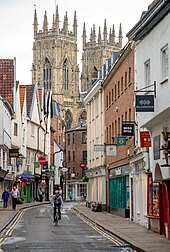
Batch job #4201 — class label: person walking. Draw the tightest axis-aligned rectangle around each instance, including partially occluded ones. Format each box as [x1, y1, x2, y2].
[38, 186, 44, 202]
[2, 189, 10, 208]
[11, 186, 19, 210]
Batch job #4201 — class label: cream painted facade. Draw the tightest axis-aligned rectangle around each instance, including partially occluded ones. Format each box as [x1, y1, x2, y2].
[84, 80, 106, 209]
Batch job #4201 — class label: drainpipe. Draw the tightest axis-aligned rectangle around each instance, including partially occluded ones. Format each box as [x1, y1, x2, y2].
[34, 123, 41, 201]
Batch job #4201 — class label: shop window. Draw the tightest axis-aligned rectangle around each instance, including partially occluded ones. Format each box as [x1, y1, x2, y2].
[147, 173, 159, 216]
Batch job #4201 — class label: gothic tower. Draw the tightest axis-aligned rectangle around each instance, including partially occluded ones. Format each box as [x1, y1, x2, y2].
[81, 20, 123, 92]
[32, 6, 84, 129]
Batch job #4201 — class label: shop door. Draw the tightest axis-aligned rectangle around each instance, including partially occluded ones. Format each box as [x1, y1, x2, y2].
[26, 184, 31, 203]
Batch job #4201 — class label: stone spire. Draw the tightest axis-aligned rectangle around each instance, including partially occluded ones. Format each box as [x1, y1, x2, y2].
[63, 12, 68, 35]
[55, 5, 60, 30]
[73, 11, 77, 39]
[43, 11, 48, 34]
[118, 23, 123, 47]
[52, 14, 56, 30]
[92, 24, 96, 45]
[82, 22, 86, 49]
[90, 27, 93, 45]
[103, 19, 107, 46]
[33, 8, 38, 38]
[98, 26, 102, 44]
[112, 24, 115, 45]
[109, 28, 112, 45]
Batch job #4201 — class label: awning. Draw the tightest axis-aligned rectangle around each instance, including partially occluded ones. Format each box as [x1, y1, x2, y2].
[0, 168, 9, 182]
[21, 173, 35, 183]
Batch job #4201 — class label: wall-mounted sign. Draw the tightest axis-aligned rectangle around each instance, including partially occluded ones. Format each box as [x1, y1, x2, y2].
[106, 145, 116, 156]
[122, 123, 134, 136]
[140, 131, 151, 147]
[117, 136, 126, 146]
[94, 145, 105, 152]
[136, 95, 154, 112]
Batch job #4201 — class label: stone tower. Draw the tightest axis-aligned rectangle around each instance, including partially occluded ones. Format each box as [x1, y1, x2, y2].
[81, 20, 123, 92]
[32, 6, 84, 129]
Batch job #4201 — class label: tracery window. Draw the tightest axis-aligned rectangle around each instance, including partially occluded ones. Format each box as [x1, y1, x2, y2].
[43, 57, 52, 90]
[63, 59, 69, 90]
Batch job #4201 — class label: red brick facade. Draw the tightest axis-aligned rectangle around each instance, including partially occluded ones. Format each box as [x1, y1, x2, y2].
[65, 125, 87, 181]
[104, 44, 135, 169]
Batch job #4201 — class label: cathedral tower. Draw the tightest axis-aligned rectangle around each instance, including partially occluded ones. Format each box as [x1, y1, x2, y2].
[81, 21, 123, 92]
[32, 6, 83, 129]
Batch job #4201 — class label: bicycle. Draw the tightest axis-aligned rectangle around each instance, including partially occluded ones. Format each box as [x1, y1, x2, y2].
[54, 205, 59, 226]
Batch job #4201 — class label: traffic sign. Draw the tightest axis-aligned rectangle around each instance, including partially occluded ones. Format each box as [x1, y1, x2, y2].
[80, 162, 86, 168]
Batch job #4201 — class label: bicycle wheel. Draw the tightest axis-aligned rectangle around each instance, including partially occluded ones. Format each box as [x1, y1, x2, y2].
[55, 211, 58, 226]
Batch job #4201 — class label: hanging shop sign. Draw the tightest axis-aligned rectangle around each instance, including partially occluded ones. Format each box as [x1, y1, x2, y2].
[42, 161, 48, 170]
[140, 131, 151, 147]
[117, 136, 126, 146]
[106, 145, 116, 156]
[50, 165, 56, 172]
[122, 123, 134, 136]
[38, 157, 46, 165]
[136, 95, 154, 112]
[9, 148, 19, 158]
[34, 162, 41, 175]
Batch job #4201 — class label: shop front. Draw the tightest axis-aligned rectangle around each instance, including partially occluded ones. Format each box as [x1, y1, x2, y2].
[146, 164, 170, 240]
[109, 165, 130, 218]
[18, 173, 35, 203]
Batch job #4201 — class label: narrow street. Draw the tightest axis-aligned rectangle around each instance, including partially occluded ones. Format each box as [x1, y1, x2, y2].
[0, 203, 136, 252]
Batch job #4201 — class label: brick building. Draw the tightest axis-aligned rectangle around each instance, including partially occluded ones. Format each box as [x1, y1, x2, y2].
[103, 42, 135, 217]
[65, 122, 87, 201]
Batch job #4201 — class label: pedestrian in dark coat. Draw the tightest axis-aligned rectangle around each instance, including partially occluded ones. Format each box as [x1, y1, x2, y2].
[2, 189, 10, 208]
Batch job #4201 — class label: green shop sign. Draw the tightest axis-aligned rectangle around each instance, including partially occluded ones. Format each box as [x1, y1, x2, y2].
[50, 165, 56, 171]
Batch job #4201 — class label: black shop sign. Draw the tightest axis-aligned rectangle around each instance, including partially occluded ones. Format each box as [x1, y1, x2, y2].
[122, 123, 134, 136]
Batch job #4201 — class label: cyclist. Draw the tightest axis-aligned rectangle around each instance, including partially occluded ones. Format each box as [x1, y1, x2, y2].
[53, 190, 63, 222]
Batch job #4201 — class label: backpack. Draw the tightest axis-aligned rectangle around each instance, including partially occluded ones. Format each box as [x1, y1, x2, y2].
[54, 195, 61, 206]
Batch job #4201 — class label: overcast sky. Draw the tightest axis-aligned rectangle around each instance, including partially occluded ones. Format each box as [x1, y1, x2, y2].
[0, 0, 152, 84]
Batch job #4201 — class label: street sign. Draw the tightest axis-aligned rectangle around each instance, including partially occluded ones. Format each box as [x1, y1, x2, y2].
[61, 167, 68, 172]
[80, 162, 86, 168]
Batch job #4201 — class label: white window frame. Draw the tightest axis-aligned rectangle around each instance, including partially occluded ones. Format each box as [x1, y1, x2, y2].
[161, 45, 168, 82]
[144, 59, 151, 87]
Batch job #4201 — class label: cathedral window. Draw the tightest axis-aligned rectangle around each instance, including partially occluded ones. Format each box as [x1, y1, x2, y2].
[43, 57, 52, 91]
[63, 59, 69, 90]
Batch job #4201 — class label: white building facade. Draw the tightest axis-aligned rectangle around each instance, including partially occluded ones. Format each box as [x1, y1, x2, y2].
[127, 0, 170, 239]
[84, 80, 106, 209]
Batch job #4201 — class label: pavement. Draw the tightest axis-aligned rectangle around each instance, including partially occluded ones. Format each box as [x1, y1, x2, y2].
[73, 205, 170, 252]
[0, 202, 170, 252]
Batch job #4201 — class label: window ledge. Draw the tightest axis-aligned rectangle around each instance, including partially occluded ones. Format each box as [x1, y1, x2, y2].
[160, 77, 168, 84]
